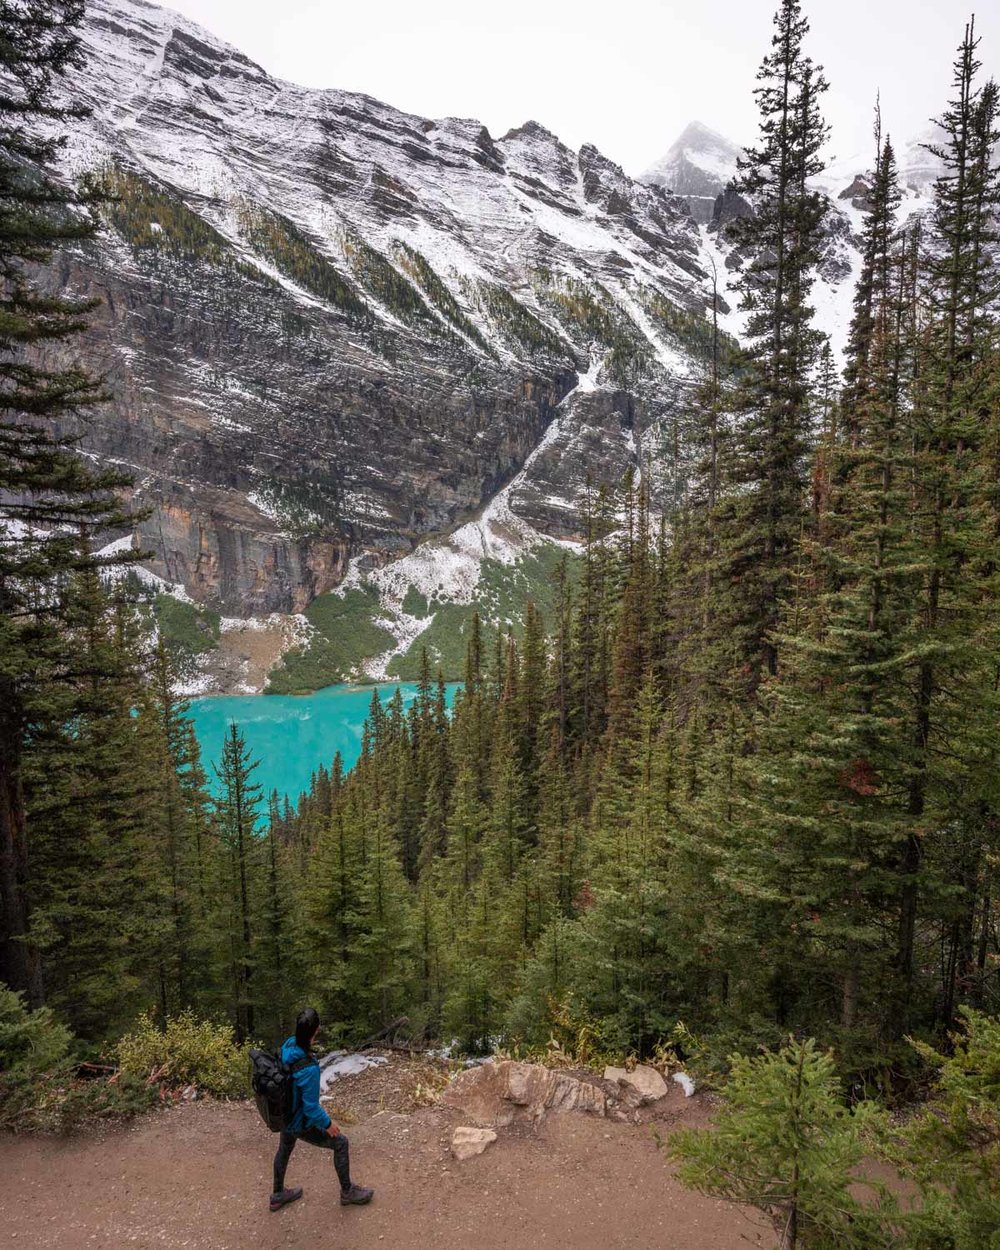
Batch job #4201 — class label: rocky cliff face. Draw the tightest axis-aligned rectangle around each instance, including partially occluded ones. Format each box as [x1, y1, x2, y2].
[47, 0, 725, 620]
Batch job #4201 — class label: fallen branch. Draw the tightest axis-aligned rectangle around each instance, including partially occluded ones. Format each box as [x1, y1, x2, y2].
[356, 1016, 411, 1051]
[365, 1038, 420, 1054]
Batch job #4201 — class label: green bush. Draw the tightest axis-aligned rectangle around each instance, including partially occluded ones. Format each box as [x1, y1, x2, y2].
[666, 1015, 788, 1089]
[668, 1036, 894, 1249]
[266, 586, 394, 693]
[115, 1011, 252, 1099]
[0, 984, 73, 1082]
[45, 1073, 156, 1127]
[401, 584, 429, 619]
[0, 984, 155, 1132]
[892, 1009, 1000, 1249]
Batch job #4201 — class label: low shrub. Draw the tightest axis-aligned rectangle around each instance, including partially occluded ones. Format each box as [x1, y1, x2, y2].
[0, 984, 155, 1132]
[115, 1011, 252, 1099]
[667, 1036, 894, 1249]
[267, 586, 394, 692]
[154, 593, 220, 657]
[891, 1009, 1000, 1249]
[0, 983, 73, 1081]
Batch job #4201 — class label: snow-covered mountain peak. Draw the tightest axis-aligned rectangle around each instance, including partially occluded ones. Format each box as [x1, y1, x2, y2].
[898, 125, 949, 191]
[659, 121, 743, 175]
[642, 121, 743, 223]
[500, 120, 577, 188]
[503, 119, 566, 146]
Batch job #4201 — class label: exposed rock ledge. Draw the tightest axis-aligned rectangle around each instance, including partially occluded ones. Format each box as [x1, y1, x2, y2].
[440, 1060, 608, 1127]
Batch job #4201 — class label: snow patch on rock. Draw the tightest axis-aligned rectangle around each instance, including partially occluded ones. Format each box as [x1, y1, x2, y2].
[318, 1051, 390, 1093]
[96, 534, 194, 602]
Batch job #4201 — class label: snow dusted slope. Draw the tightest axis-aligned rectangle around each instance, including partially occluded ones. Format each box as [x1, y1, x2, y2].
[644, 120, 873, 359]
[646, 119, 950, 363]
[42, 2, 943, 689]
[42, 0, 727, 645]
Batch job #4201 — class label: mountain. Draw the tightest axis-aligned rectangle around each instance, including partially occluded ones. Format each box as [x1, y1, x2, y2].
[37, 0, 896, 692]
[645, 120, 947, 358]
[642, 121, 743, 223]
[37, 0, 744, 688]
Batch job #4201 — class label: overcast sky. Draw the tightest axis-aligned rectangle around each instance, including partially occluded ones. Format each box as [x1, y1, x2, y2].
[162, 0, 998, 176]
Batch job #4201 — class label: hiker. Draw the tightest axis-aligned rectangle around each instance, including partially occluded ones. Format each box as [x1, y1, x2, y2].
[270, 1007, 375, 1213]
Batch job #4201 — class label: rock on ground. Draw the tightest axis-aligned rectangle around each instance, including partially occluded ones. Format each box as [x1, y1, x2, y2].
[451, 1126, 498, 1160]
[441, 1060, 607, 1127]
[603, 1064, 669, 1104]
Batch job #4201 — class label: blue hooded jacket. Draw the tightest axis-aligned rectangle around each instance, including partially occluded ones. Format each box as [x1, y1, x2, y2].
[281, 1036, 330, 1134]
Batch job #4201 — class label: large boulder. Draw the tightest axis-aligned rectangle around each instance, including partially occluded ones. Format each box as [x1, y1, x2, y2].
[441, 1060, 607, 1127]
[451, 1126, 498, 1160]
[603, 1063, 669, 1104]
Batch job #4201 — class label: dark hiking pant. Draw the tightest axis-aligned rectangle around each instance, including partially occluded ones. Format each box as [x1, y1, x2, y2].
[273, 1127, 352, 1195]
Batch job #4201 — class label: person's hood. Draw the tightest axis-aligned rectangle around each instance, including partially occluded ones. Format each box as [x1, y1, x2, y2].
[281, 1035, 306, 1062]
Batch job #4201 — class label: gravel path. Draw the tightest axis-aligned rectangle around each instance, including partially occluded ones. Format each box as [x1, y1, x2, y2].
[0, 1065, 775, 1249]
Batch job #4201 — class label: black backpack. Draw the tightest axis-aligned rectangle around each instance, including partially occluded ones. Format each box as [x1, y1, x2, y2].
[249, 1048, 317, 1132]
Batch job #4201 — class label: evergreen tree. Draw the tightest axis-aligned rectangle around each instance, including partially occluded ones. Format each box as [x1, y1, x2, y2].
[145, 638, 222, 1019]
[254, 794, 299, 1043]
[896, 18, 1000, 1023]
[568, 481, 614, 760]
[214, 723, 264, 1041]
[304, 791, 364, 1037]
[535, 730, 581, 921]
[668, 1037, 892, 1249]
[579, 675, 679, 1051]
[418, 673, 452, 873]
[715, 129, 924, 1048]
[351, 804, 413, 1036]
[26, 573, 163, 1041]
[0, 0, 138, 1002]
[718, 0, 830, 685]
[892, 1010, 1000, 1249]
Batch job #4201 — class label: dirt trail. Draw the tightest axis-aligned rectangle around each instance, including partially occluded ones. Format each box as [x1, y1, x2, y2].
[0, 1060, 776, 1250]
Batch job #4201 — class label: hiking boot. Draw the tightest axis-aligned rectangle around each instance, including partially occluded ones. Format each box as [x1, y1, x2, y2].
[340, 1183, 374, 1206]
[269, 1187, 303, 1212]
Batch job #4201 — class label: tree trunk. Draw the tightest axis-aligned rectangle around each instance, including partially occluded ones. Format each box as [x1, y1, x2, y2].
[0, 740, 43, 1006]
[841, 964, 859, 1031]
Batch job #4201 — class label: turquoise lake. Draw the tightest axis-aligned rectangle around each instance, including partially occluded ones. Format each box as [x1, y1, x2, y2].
[189, 682, 459, 809]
